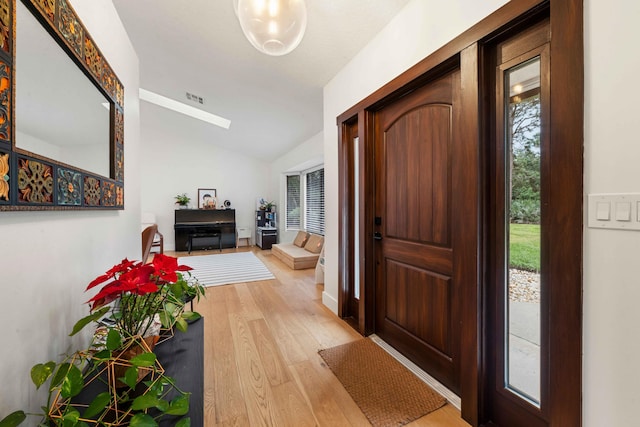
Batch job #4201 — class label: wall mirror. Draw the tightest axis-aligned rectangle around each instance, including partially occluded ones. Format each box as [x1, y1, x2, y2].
[0, 0, 125, 211]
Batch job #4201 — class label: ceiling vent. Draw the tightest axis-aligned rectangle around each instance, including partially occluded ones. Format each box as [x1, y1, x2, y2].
[186, 92, 205, 105]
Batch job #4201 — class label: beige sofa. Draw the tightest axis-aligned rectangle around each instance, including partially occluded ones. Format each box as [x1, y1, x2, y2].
[272, 232, 324, 270]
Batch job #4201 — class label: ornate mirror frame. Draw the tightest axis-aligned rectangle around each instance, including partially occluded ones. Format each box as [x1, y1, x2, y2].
[0, 0, 124, 211]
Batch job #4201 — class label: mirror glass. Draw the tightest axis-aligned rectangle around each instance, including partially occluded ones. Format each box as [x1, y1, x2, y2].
[14, 0, 110, 177]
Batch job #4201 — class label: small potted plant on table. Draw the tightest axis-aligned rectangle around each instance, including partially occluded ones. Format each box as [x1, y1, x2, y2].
[174, 193, 191, 209]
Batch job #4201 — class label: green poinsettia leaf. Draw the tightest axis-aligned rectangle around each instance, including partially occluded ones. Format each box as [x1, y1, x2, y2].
[165, 394, 190, 416]
[130, 352, 156, 367]
[129, 413, 158, 427]
[50, 363, 71, 390]
[31, 361, 55, 389]
[0, 410, 27, 427]
[106, 329, 122, 351]
[131, 394, 163, 411]
[69, 307, 110, 336]
[181, 311, 201, 322]
[175, 317, 188, 333]
[169, 283, 185, 299]
[159, 311, 173, 328]
[61, 365, 84, 399]
[165, 302, 179, 316]
[175, 418, 190, 427]
[77, 422, 90, 427]
[83, 392, 111, 419]
[165, 303, 184, 317]
[122, 367, 139, 390]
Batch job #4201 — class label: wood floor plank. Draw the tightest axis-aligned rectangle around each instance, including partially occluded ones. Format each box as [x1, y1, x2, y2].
[271, 380, 318, 427]
[216, 414, 250, 427]
[172, 247, 470, 427]
[232, 282, 264, 321]
[408, 404, 471, 426]
[248, 318, 292, 387]
[202, 286, 248, 425]
[289, 360, 366, 426]
[246, 281, 310, 365]
[228, 311, 280, 426]
[247, 279, 309, 337]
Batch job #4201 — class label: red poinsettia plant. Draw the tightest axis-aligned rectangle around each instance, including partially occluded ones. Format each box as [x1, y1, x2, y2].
[83, 254, 204, 339]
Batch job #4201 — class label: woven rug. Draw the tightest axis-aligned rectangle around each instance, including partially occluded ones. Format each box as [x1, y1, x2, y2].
[319, 339, 446, 427]
[178, 252, 274, 287]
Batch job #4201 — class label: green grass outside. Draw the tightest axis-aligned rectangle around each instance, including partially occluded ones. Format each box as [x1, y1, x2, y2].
[509, 223, 540, 272]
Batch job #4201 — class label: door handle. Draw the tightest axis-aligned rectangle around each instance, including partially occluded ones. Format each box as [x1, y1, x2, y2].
[374, 232, 383, 240]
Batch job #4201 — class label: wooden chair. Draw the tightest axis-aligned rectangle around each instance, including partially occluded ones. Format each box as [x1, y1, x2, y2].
[142, 224, 158, 264]
[151, 230, 164, 254]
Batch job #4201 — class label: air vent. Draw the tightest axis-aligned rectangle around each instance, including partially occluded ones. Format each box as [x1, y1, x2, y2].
[186, 92, 205, 105]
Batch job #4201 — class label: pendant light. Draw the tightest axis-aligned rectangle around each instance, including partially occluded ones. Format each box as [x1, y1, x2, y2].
[236, 0, 307, 56]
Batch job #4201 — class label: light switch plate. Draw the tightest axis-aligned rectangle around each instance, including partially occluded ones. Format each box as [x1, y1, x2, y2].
[595, 202, 610, 221]
[588, 193, 640, 230]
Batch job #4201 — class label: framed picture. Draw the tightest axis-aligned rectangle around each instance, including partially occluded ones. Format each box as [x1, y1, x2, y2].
[198, 188, 217, 209]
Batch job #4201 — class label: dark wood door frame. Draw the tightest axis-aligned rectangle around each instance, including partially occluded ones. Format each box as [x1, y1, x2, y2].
[337, 1, 582, 425]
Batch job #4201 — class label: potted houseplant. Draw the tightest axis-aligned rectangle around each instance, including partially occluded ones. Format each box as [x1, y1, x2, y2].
[0, 254, 205, 427]
[259, 198, 276, 212]
[174, 193, 190, 209]
[83, 254, 204, 338]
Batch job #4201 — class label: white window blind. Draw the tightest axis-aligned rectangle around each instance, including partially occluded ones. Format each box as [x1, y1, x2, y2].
[305, 168, 325, 235]
[286, 174, 301, 229]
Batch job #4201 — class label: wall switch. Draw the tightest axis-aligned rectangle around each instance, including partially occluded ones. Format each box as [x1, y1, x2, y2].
[615, 202, 631, 221]
[588, 193, 640, 230]
[596, 202, 610, 220]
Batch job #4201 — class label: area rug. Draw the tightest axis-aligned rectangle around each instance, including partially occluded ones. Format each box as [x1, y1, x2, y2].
[318, 338, 446, 427]
[178, 252, 274, 287]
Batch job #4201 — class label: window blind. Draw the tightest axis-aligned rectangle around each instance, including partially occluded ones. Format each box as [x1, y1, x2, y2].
[285, 174, 301, 229]
[305, 168, 324, 235]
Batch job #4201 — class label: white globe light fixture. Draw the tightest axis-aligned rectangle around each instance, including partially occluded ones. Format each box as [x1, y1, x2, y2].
[236, 0, 307, 56]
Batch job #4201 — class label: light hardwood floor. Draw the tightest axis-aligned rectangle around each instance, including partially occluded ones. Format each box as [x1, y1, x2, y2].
[170, 247, 470, 427]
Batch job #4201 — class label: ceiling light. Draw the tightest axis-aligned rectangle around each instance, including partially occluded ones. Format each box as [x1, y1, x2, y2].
[139, 88, 231, 130]
[236, 0, 307, 56]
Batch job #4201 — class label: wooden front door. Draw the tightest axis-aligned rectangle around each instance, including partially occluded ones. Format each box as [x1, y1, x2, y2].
[374, 69, 466, 394]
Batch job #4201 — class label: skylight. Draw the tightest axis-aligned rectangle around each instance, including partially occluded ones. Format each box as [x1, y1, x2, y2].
[139, 88, 231, 130]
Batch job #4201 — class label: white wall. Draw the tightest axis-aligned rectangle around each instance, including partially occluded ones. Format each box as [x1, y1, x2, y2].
[583, 0, 640, 425]
[139, 102, 271, 249]
[269, 131, 324, 243]
[0, 0, 141, 418]
[322, 0, 509, 311]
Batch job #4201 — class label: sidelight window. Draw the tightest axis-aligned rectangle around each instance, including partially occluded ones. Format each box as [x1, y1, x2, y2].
[504, 57, 542, 406]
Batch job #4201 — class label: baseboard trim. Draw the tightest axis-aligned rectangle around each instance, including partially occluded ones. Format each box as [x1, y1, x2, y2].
[321, 291, 338, 314]
[369, 334, 461, 410]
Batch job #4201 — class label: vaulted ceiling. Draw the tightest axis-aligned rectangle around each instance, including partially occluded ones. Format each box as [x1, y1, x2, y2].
[112, 0, 410, 161]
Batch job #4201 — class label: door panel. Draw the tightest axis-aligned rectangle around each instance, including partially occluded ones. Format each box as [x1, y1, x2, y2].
[385, 105, 451, 245]
[375, 70, 462, 394]
[385, 261, 451, 354]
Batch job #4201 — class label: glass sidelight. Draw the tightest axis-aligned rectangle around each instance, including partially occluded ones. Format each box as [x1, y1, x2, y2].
[486, 9, 580, 427]
[353, 136, 360, 300]
[504, 57, 541, 405]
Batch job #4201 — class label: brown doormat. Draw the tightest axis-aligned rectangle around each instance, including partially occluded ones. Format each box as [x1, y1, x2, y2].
[319, 338, 446, 427]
